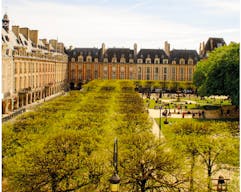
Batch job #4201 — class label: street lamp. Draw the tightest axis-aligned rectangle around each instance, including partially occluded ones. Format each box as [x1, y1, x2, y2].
[217, 175, 226, 192]
[109, 138, 120, 192]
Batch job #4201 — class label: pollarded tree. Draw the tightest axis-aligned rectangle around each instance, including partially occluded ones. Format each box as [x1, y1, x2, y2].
[168, 120, 239, 192]
[119, 132, 186, 192]
[4, 129, 108, 192]
[193, 43, 239, 105]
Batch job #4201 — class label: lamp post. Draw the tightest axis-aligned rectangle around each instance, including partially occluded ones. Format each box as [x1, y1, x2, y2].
[109, 138, 120, 192]
[212, 175, 229, 192]
[217, 175, 228, 192]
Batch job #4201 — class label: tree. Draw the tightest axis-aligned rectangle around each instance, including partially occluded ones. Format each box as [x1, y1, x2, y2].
[168, 120, 239, 192]
[119, 132, 186, 192]
[193, 43, 239, 105]
[4, 130, 107, 192]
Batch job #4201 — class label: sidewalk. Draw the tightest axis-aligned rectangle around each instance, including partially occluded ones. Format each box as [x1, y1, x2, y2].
[2, 92, 65, 122]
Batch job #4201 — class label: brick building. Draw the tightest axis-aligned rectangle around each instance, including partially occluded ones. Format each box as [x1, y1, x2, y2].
[1, 14, 68, 114]
[67, 41, 200, 88]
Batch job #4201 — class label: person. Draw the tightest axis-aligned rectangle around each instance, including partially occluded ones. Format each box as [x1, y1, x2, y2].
[202, 111, 205, 118]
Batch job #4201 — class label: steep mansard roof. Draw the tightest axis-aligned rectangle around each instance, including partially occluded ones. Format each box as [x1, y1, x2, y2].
[105, 48, 134, 62]
[137, 49, 168, 63]
[205, 37, 226, 52]
[169, 49, 199, 64]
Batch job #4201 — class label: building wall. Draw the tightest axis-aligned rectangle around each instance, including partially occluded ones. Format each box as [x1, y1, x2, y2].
[68, 61, 196, 84]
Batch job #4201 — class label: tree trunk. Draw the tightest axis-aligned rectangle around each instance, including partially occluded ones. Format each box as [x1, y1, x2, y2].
[207, 150, 212, 192]
[51, 173, 58, 192]
[189, 154, 195, 192]
[140, 180, 146, 192]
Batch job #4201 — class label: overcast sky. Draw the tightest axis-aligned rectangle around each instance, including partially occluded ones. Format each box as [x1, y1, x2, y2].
[2, 0, 240, 50]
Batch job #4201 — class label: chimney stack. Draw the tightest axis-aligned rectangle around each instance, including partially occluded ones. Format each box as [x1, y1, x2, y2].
[101, 43, 106, 56]
[20, 27, 30, 40]
[12, 25, 20, 37]
[164, 41, 170, 56]
[134, 43, 137, 57]
[29, 30, 38, 46]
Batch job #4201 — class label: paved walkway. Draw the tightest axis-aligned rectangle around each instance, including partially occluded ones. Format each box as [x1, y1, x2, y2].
[148, 108, 193, 139]
[2, 92, 65, 122]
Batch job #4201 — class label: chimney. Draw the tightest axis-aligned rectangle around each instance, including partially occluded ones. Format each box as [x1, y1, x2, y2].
[49, 39, 58, 50]
[210, 39, 214, 50]
[20, 27, 30, 40]
[134, 43, 137, 57]
[41, 38, 48, 45]
[57, 42, 64, 53]
[29, 30, 38, 46]
[2, 14, 10, 32]
[164, 41, 170, 56]
[101, 43, 106, 56]
[12, 25, 20, 37]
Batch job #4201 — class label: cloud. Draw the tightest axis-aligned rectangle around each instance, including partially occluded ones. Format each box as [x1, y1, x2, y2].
[5, 0, 240, 50]
[194, 0, 240, 13]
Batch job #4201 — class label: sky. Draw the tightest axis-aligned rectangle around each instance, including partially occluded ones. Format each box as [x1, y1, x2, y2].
[2, 0, 240, 51]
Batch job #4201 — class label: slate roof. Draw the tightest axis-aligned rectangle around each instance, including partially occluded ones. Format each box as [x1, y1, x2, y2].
[137, 49, 168, 63]
[205, 37, 226, 52]
[169, 49, 200, 64]
[67, 48, 101, 61]
[105, 48, 134, 62]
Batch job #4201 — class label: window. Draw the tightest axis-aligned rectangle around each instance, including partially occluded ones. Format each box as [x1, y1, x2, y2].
[112, 57, 117, 63]
[180, 58, 185, 64]
[180, 68, 184, 81]
[188, 59, 193, 65]
[129, 59, 134, 63]
[120, 58, 126, 63]
[104, 58, 108, 63]
[172, 60, 176, 64]
[138, 67, 142, 80]
[164, 67, 167, 74]
[78, 56, 83, 62]
[146, 58, 151, 64]
[137, 59, 143, 64]
[154, 59, 159, 64]
[217, 43, 222, 47]
[94, 58, 98, 63]
[154, 67, 159, 80]
[163, 59, 168, 64]
[5, 35, 9, 42]
[188, 68, 193, 81]
[146, 67, 151, 80]
[172, 67, 176, 81]
[86, 56, 92, 62]
[71, 58, 75, 62]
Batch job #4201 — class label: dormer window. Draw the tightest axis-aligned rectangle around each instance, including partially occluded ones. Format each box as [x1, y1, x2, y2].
[137, 58, 143, 64]
[180, 58, 185, 64]
[104, 58, 108, 63]
[120, 54, 126, 63]
[78, 56, 83, 62]
[86, 56, 92, 62]
[71, 58, 75, 62]
[188, 59, 193, 65]
[94, 58, 98, 62]
[146, 58, 151, 64]
[129, 59, 134, 63]
[163, 59, 168, 64]
[154, 58, 160, 64]
[5, 35, 9, 42]
[172, 60, 176, 64]
[112, 57, 117, 63]
[120, 58, 126, 63]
